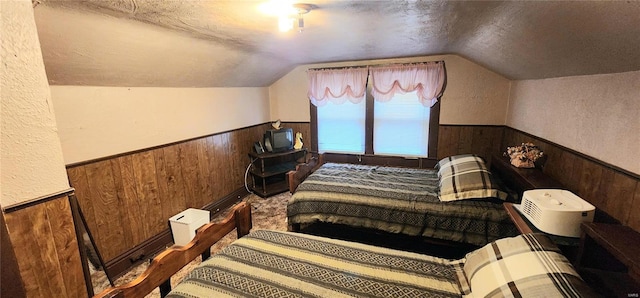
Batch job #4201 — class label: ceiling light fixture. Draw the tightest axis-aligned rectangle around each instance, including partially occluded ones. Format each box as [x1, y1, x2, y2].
[259, 1, 314, 33]
[292, 3, 312, 33]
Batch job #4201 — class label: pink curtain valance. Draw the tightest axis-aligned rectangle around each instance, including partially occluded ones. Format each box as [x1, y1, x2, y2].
[307, 67, 368, 106]
[370, 62, 446, 107]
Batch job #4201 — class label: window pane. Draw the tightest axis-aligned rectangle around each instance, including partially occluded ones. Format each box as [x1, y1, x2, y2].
[317, 99, 366, 154]
[373, 91, 429, 157]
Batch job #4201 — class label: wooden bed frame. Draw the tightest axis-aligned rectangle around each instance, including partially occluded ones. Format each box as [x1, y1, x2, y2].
[286, 154, 323, 232]
[93, 202, 252, 298]
[287, 154, 323, 194]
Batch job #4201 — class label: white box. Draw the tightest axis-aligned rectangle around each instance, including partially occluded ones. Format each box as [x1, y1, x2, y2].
[519, 189, 595, 238]
[169, 208, 210, 246]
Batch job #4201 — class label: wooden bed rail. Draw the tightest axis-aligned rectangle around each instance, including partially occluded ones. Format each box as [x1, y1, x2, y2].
[93, 202, 252, 298]
[287, 154, 323, 194]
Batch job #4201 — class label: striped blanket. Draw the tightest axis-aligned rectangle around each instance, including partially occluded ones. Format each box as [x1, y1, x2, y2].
[167, 231, 595, 298]
[287, 163, 518, 246]
[167, 230, 466, 298]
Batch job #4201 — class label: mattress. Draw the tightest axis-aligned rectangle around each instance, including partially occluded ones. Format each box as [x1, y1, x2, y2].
[167, 230, 465, 298]
[167, 230, 595, 297]
[287, 163, 518, 246]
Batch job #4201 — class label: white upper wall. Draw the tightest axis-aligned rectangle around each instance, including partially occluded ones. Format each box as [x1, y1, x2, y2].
[1, 0, 70, 207]
[50, 55, 509, 166]
[51, 86, 270, 164]
[507, 71, 640, 175]
[269, 54, 511, 125]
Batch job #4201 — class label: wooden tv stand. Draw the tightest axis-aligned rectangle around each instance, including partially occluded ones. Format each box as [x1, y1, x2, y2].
[248, 149, 306, 197]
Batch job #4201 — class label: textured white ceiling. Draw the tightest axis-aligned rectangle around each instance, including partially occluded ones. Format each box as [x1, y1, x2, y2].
[33, 0, 640, 87]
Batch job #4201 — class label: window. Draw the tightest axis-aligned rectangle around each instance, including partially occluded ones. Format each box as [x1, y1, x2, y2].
[317, 96, 366, 154]
[314, 86, 438, 158]
[373, 90, 430, 157]
[309, 62, 444, 159]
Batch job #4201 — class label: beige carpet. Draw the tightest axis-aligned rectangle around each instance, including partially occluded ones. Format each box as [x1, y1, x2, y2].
[91, 192, 290, 297]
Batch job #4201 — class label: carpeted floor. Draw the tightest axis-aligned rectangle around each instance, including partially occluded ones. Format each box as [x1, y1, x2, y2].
[91, 192, 290, 297]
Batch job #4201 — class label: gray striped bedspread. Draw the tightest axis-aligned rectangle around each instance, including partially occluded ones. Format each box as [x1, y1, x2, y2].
[287, 163, 518, 246]
[167, 230, 466, 298]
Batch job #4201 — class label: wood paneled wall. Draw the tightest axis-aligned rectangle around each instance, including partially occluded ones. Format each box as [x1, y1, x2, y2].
[502, 127, 640, 232]
[62, 121, 638, 282]
[284, 122, 312, 152]
[2, 210, 27, 298]
[66, 124, 271, 264]
[3, 196, 87, 298]
[438, 125, 639, 232]
[437, 125, 505, 162]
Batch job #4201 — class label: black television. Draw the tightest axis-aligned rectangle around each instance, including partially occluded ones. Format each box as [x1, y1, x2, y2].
[264, 128, 294, 153]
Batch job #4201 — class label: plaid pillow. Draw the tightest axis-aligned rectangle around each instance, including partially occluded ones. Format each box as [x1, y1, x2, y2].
[437, 155, 507, 202]
[439, 171, 507, 202]
[435, 154, 486, 172]
[461, 233, 596, 297]
[438, 160, 488, 179]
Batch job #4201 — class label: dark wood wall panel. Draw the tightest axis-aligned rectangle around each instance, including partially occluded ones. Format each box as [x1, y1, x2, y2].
[134, 151, 164, 239]
[502, 127, 640, 232]
[196, 139, 215, 207]
[436, 125, 459, 159]
[3, 196, 87, 298]
[628, 186, 640, 229]
[208, 135, 226, 199]
[85, 160, 127, 259]
[63, 120, 638, 279]
[1, 208, 27, 298]
[284, 122, 313, 152]
[111, 155, 140, 247]
[157, 145, 188, 218]
[436, 125, 504, 162]
[45, 198, 87, 298]
[227, 132, 244, 188]
[179, 141, 204, 210]
[66, 124, 272, 263]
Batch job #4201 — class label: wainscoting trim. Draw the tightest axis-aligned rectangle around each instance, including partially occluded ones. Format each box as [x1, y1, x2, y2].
[2, 187, 75, 213]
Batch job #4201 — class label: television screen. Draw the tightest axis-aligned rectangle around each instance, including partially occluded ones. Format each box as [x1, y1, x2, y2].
[264, 128, 293, 153]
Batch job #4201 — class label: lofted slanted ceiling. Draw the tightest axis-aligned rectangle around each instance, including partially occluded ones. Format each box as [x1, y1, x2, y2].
[34, 0, 640, 87]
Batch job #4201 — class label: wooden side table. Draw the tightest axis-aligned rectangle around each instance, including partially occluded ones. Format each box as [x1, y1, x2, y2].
[490, 154, 563, 200]
[575, 222, 640, 297]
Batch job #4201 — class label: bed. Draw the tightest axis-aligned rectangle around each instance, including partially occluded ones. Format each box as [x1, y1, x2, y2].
[286, 154, 519, 247]
[94, 202, 596, 298]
